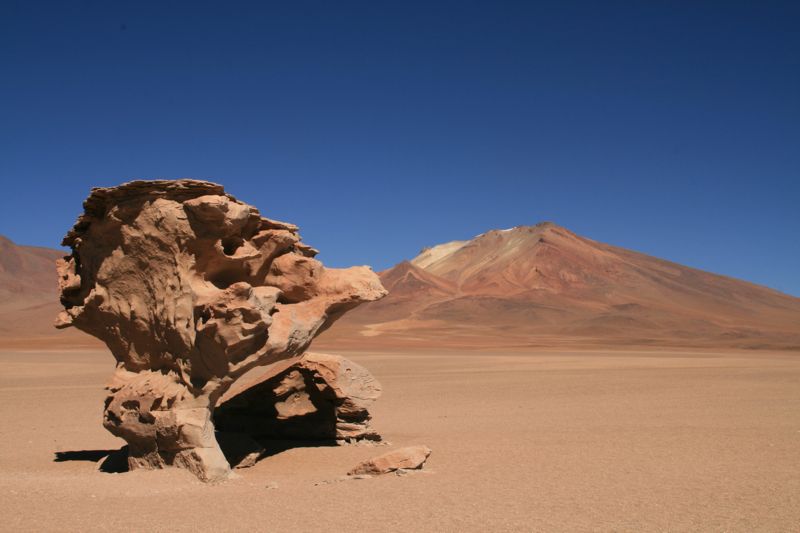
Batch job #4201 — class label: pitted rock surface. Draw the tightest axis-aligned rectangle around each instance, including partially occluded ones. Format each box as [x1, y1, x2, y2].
[56, 179, 386, 481]
[215, 352, 382, 444]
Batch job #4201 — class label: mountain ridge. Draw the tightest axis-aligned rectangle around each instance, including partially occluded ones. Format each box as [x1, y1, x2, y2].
[0, 235, 100, 347]
[1, 228, 798, 350]
[320, 223, 800, 350]
[0, 235, 63, 297]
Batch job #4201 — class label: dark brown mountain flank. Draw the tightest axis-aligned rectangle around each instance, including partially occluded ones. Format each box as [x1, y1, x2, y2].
[319, 223, 800, 350]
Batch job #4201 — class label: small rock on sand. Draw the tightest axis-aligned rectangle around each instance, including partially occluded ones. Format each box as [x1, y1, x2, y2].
[348, 445, 432, 476]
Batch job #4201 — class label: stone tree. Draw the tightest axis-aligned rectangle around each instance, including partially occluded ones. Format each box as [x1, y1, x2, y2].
[56, 180, 386, 481]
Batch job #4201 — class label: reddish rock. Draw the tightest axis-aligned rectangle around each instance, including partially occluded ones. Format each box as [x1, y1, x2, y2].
[56, 179, 386, 481]
[216, 352, 382, 443]
[348, 445, 432, 476]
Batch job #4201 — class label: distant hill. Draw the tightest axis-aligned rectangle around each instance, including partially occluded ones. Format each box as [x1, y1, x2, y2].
[2, 227, 799, 351]
[319, 223, 800, 350]
[0, 235, 95, 347]
[0, 235, 62, 297]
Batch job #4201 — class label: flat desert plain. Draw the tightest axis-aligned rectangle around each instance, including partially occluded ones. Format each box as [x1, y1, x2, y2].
[1, 347, 798, 532]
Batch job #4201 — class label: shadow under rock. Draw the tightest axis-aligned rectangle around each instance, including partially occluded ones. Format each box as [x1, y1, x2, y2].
[53, 435, 341, 475]
[217, 431, 339, 468]
[258, 438, 339, 458]
[54, 446, 129, 473]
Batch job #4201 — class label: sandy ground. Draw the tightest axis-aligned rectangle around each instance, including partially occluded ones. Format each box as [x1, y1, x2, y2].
[1, 347, 798, 532]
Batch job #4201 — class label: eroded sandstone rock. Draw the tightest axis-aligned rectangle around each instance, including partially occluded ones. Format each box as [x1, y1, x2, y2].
[215, 352, 382, 444]
[56, 179, 386, 481]
[347, 445, 432, 476]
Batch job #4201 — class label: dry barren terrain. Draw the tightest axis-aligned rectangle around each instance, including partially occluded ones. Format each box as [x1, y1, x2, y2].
[1, 347, 798, 532]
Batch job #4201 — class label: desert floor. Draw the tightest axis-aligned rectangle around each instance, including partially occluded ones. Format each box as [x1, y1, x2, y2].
[1, 347, 798, 532]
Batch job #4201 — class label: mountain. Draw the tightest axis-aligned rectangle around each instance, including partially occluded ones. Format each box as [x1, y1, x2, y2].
[319, 223, 800, 350]
[0, 235, 62, 297]
[3, 226, 799, 351]
[0, 235, 95, 347]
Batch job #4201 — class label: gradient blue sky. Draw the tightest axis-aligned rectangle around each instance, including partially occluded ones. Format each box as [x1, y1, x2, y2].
[1, 1, 798, 295]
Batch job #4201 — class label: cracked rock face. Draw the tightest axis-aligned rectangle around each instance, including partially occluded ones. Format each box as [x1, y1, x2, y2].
[215, 352, 382, 444]
[56, 179, 386, 481]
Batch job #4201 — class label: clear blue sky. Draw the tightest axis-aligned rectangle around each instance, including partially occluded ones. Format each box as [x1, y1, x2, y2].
[1, 1, 798, 295]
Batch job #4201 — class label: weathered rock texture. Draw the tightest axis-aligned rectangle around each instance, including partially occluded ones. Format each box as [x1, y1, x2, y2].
[216, 352, 381, 443]
[56, 179, 386, 481]
[348, 445, 432, 476]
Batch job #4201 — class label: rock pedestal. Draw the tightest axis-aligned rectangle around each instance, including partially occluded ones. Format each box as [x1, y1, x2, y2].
[56, 180, 386, 481]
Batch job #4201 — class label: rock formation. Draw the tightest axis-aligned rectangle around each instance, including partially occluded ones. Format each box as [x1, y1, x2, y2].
[215, 352, 382, 444]
[348, 445, 432, 476]
[55, 179, 386, 481]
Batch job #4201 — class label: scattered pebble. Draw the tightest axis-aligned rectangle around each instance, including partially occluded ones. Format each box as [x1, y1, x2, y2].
[314, 474, 373, 486]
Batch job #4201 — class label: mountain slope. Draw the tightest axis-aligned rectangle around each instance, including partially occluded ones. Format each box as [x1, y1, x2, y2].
[0, 235, 97, 346]
[3, 227, 799, 351]
[320, 223, 800, 350]
[0, 236, 62, 298]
